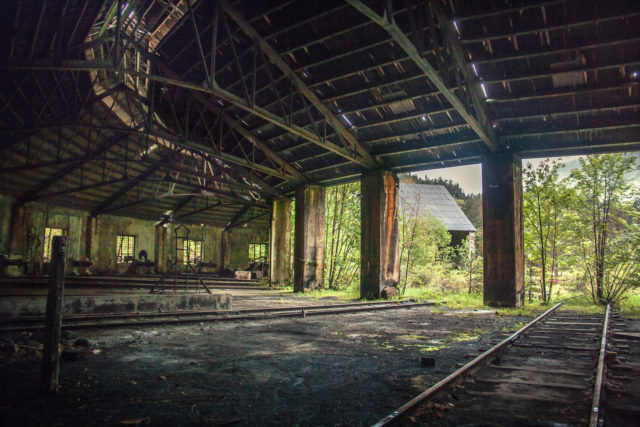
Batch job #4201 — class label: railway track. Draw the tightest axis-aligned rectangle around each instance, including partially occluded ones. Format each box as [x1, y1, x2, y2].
[0, 300, 434, 332]
[375, 302, 612, 426]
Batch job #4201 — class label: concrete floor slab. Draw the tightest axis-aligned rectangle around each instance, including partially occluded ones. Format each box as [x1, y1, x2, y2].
[0, 302, 529, 426]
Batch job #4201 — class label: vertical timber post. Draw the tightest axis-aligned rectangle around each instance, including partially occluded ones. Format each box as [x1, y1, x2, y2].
[40, 235, 67, 394]
[482, 152, 524, 307]
[360, 170, 400, 299]
[293, 185, 325, 292]
[220, 230, 229, 272]
[270, 196, 292, 286]
[85, 216, 93, 260]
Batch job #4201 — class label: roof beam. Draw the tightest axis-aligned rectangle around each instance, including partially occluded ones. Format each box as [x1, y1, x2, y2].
[224, 204, 250, 231]
[225, 211, 269, 231]
[117, 32, 370, 170]
[16, 130, 139, 205]
[430, 1, 492, 130]
[221, 0, 379, 169]
[346, 0, 498, 152]
[91, 160, 162, 216]
[0, 59, 371, 166]
[174, 200, 223, 222]
[157, 195, 195, 227]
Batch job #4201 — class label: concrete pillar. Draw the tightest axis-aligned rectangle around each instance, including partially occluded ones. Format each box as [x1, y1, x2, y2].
[154, 225, 168, 273]
[220, 230, 230, 272]
[482, 152, 524, 307]
[85, 216, 93, 260]
[360, 170, 400, 299]
[294, 185, 325, 292]
[270, 197, 292, 286]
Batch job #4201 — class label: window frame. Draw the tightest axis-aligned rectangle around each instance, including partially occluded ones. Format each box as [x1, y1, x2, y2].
[183, 239, 203, 264]
[116, 235, 136, 263]
[248, 242, 268, 265]
[43, 227, 66, 262]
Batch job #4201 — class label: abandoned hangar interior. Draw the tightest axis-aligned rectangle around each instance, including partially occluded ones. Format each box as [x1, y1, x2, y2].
[1, 0, 638, 307]
[0, 0, 639, 425]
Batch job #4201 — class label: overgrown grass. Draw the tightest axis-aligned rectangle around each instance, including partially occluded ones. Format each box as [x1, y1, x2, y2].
[274, 283, 639, 318]
[291, 286, 360, 301]
[401, 287, 483, 309]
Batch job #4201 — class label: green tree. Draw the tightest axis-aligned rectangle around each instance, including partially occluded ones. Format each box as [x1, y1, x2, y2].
[324, 182, 361, 290]
[523, 159, 570, 304]
[569, 154, 639, 304]
[457, 236, 482, 293]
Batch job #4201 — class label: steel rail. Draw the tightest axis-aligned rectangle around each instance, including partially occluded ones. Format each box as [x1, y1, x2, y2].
[0, 300, 418, 325]
[0, 301, 435, 332]
[589, 304, 611, 427]
[372, 302, 563, 427]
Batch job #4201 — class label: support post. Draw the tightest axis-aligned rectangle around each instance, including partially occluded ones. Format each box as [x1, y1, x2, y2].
[220, 230, 229, 272]
[360, 170, 400, 299]
[84, 216, 93, 260]
[40, 236, 66, 394]
[293, 185, 325, 292]
[270, 197, 292, 286]
[482, 152, 524, 307]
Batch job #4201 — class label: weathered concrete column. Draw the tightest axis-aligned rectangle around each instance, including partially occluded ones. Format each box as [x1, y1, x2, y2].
[85, 216, 93, 260]
[220, 230, 230, 272]
[294, 185, 325, 292]
[482, 152, 525, 307]
[361, 170, 400, 299]
[270, 197, 292, 286]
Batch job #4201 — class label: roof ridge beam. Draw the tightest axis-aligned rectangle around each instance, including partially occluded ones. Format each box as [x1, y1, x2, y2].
[346, 0, 498, 152]
[221, 0, 379, 169]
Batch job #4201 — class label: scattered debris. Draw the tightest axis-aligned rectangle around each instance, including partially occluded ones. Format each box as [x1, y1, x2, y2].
[381, 286, 397, 299]
[119, 417, 150, 426]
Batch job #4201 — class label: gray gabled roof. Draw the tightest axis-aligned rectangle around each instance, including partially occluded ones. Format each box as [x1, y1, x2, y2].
[399, 183, 476, 233]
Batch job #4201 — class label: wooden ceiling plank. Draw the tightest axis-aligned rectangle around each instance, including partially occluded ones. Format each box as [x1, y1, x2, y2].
[221, 0, 379, 169]
[346, 0, 498, 152]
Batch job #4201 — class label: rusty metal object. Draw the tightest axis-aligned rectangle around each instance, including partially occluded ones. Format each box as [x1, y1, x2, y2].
[372, 302, 563, 426]
[589, 304, 611, 427]
[0, 301, 435, 332]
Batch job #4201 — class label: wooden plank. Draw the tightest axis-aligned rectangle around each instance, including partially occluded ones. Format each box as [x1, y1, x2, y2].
[40, 236, 67, 394]
[346, 0, 498, 152]
[222, 1, 379, 168]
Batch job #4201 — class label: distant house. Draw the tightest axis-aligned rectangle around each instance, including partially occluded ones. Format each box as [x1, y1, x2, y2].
[399, 183, 476, 248]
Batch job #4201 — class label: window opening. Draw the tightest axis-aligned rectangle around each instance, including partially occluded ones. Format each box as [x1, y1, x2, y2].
[43, 228, 66, 262]
[183, 240, 202, 264]
[249, 243, 268, 265]
[116, 235, 136, 263]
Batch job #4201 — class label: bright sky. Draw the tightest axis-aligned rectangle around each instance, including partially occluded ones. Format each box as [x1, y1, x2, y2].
[413, 155, 586, 195]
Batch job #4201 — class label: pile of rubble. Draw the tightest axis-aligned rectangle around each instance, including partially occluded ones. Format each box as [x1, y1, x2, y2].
[0, 330, 100, 366]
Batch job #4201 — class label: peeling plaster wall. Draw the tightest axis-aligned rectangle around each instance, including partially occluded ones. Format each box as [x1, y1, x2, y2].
[0, 195, 87, 274]
[92, 215, 159, 274]
[0, 195, 13, 255]
[0, 195, 269, 275]
[227, 227, 268, 270]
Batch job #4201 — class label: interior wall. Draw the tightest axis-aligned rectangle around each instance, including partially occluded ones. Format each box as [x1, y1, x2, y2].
[0, 195, 269, 275]
[91, 214, 159, 274]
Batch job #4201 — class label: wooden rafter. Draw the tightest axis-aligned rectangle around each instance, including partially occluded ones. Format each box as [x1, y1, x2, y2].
[346, 0, 498, 152]
[221, 0, 379, 169]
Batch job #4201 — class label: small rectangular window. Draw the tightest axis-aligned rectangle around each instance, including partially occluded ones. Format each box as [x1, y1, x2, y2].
[116, 235, 136, 263]
[248, 243, 268, 265]
[183, 240, 202, 264]
[43, 228, 66, 262]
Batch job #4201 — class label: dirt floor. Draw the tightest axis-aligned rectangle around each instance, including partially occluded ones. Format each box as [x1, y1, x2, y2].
[0, 299, 531, 426]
